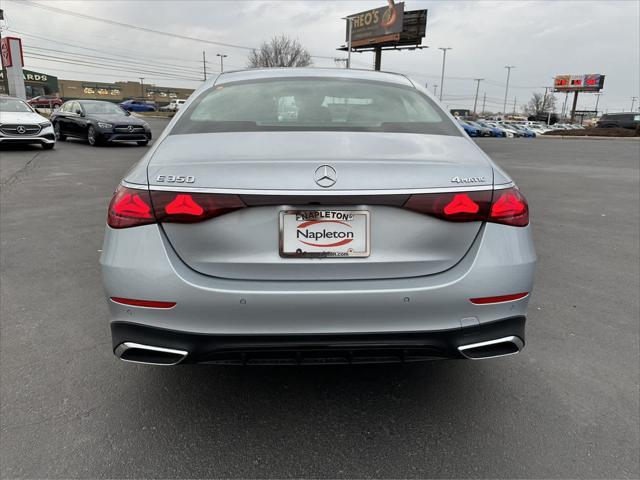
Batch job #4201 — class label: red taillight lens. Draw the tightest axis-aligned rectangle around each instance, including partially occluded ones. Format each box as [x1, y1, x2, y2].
[403, 187, 529, 227]
[107, 186, 155, 229]
[404, 190, 492, 222]
[107, 186, 246, 229]
[489, 187, 529, 227]
[151, 191, 245, 223]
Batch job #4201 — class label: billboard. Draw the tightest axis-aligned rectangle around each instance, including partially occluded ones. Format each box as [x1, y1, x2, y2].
[554, 74, 605, 92]
[347, 2, 405, 47]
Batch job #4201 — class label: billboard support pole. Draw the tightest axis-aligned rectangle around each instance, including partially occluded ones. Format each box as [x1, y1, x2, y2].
[374, 47, 382, 71]
[570, 91, 579, 123]
[346, 17, 353, 69]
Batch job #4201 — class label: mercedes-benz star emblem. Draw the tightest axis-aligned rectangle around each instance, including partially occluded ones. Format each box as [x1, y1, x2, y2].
[16, 125, 26, 134]
[314, 165, 337, 188]
[127, 125, 134, 132]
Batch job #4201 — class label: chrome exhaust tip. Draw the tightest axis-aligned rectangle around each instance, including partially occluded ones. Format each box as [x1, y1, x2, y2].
[458, 336, 524, 360]
[114, 342, 188, 365]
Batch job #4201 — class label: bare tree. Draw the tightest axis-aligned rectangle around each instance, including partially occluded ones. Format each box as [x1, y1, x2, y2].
[247, 35, 312, 68]
[524, 92, 557, 116]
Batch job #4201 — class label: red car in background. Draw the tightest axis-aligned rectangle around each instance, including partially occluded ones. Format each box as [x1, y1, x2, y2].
[28, 95, 63, 109]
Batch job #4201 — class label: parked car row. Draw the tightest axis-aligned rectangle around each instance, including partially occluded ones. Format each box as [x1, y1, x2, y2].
[0, 96, 152, 149]
[455, 117, 588, 138]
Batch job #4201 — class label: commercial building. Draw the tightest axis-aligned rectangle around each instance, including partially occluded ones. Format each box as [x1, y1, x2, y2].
[0, 68, 194, 104]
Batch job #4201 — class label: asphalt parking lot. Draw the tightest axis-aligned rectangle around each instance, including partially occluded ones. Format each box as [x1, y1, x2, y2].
[1, 119, 639, 478]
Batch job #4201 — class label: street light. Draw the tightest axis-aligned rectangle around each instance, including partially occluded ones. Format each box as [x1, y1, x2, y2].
[503, 65, 515, 115]
[438, 47, 452, 102]
[139, 77, 145, 98]
[216, 53, 228, 73]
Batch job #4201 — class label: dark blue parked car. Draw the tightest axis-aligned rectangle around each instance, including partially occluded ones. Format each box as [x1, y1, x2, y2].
[456, 118, 480, 137]
[119, 100, 156, 112]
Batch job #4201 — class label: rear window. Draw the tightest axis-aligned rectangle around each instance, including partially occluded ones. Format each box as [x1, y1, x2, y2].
[170, 77, 460, 136]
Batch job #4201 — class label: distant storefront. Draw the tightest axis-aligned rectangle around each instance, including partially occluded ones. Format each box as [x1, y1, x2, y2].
[0, 68, 193, 105]
[0, 69, 59, 98]
[58, 79, 194, 104]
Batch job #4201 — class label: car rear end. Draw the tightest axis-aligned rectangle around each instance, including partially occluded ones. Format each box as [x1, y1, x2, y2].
[100, 69, 535, 366]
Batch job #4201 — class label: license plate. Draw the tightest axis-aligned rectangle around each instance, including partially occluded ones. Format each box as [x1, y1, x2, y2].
[279, 210, 370, 258]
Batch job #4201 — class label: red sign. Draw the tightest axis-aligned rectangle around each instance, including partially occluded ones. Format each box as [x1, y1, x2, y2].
[0, 37, 12, 67]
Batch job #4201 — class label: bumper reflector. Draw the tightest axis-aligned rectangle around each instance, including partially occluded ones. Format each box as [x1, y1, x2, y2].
[469, 292, 529, 305]
[110, 297, 176, 309]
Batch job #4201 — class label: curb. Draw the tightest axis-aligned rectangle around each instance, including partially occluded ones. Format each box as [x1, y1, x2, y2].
[538, 135, 639, 141]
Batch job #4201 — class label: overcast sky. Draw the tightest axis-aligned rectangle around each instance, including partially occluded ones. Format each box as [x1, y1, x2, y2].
[3, 0, 639, 113]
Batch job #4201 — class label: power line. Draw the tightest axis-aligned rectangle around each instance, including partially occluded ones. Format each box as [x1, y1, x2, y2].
[9, 0, 341, 61]
[24, 45, 208, 77]
[23, 52, 204, 82]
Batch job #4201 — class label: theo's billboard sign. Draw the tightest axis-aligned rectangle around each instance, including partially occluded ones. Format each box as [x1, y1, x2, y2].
[346, 2, 405, 47]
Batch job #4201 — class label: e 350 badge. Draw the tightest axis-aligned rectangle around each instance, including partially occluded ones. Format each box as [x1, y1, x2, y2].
[156, 175, 195, 183]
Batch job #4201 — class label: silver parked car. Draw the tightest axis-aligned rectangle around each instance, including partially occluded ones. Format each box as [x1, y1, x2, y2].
[100, 68, 536, 365]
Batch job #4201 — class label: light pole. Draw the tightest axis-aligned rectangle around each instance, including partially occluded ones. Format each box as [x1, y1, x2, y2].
[216, 53, 228, 73]
[631, 96, 638, 112]
[594, 92, 602, 115]
[438, 47, 452, 102]
[473, 78, 484, 115]
[503, 65, 515, 115]
[139, 77, 145, 98]
[433, 84, 438, 97]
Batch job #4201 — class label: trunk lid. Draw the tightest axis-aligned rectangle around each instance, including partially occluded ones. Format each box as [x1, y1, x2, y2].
[148, 132, 493, 280]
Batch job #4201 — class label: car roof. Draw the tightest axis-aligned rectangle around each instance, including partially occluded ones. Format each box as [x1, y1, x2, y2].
[212, 67, 415, 87]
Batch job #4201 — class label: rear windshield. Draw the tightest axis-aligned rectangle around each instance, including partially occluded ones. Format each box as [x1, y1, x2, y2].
[170, 77, 460, 136]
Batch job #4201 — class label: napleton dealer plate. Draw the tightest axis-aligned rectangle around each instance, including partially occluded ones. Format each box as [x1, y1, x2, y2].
[279, 210, 370, 258]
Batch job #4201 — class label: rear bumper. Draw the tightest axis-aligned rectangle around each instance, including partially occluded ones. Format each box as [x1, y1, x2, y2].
[101, 220, 536, 337]
[111, 315, 526, 364]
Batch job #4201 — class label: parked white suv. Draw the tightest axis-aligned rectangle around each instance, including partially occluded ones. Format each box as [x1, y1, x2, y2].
[0, 96, 56, 150]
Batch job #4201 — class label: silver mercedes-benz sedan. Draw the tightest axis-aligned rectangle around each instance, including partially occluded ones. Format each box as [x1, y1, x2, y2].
[100, 68, 535, 366]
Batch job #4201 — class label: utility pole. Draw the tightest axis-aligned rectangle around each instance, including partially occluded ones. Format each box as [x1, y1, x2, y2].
[540, 86, 550, 115]
[472, 78, 484, 115]
[438, 47, 452, 102]
[216, 53, 228, 73]
[481, 92, 486, 115]
[433, 84, 438, 97]
[503, 65, 515, 115]
[202, 51, 207, 81]
[139, 77, 145, 98]
[594, 92, 602, 115]
[631, 96, 638, 112]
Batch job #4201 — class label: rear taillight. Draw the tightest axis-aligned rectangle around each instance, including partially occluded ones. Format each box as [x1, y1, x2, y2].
[404, 190, 492, 222]
[489, 187, 529, 227]
[107, 186, 245, 228]
[151, 191, 245, 223]
[403, 187, 529, 227]
[107, 185, 155, 229]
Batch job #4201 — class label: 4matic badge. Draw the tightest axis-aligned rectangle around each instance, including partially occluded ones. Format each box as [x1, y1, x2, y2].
[451, 175, 486, 184]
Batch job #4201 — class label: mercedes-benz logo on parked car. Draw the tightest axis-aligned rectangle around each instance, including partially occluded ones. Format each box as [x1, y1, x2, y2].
[16, 125, 26, 134]
[314, 165, 337, 188]
[127, 125, 134, 132]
